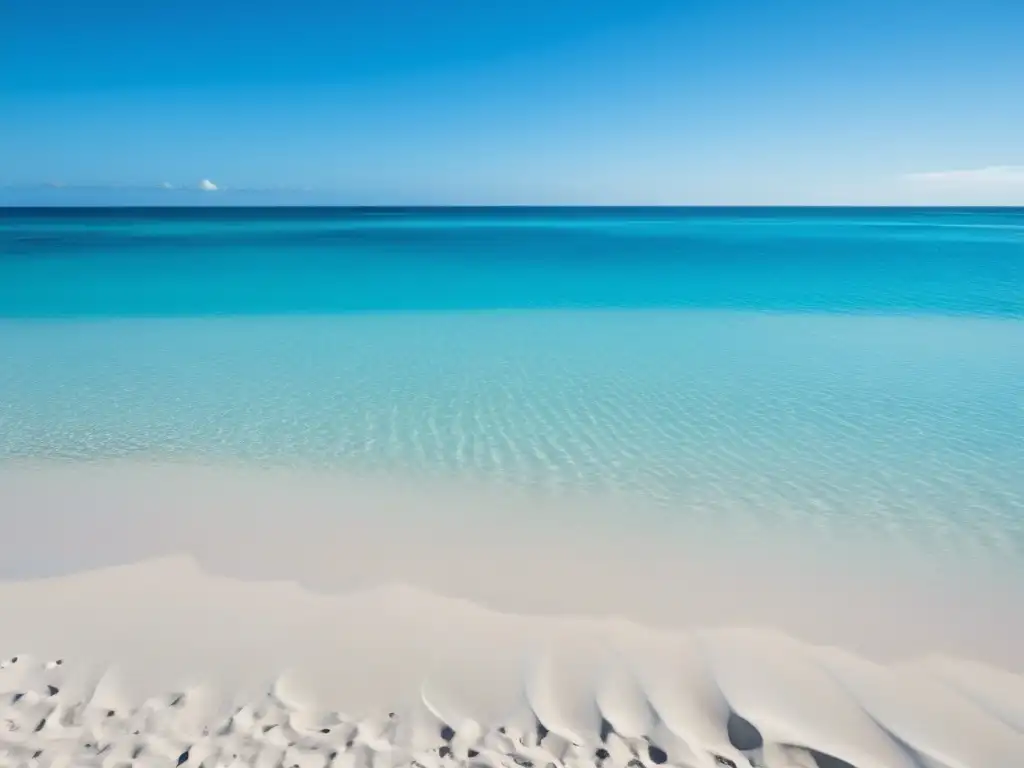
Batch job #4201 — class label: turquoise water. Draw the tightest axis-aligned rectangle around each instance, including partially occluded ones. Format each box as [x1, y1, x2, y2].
[3, 207, 1023, 317]
[1, 207, 1023, 559]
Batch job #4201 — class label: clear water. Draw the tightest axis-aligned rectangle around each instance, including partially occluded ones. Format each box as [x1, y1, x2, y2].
[1, 207, 1022, 561]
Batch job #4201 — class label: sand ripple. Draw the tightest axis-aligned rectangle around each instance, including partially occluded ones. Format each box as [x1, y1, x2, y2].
[1, 558, 1023, 768]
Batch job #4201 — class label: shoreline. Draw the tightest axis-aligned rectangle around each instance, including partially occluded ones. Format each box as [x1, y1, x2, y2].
[3, 459, 1022, 667]
[2, 459, 1023, 765]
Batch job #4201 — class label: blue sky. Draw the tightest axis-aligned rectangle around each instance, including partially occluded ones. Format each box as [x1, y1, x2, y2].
[3, 0, 1023, 205]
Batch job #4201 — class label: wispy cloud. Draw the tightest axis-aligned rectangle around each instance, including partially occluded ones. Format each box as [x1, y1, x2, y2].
[904, 165, 1024, 187]
[0, 181, 328, 195]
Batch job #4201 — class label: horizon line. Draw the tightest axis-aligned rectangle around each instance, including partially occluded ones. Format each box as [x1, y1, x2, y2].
[3, 204, 1024, 211]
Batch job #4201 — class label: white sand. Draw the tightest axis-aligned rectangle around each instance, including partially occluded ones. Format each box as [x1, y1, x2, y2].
[1, 461, 1023, 768]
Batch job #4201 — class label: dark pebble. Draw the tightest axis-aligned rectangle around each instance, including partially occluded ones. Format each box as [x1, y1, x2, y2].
[648, 745, 668, 764]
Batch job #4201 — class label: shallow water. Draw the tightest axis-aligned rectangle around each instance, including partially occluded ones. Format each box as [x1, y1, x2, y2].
[1, 208, 1022, 566]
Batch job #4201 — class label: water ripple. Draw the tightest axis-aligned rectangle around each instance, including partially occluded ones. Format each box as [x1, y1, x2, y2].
[1, 311, 1022, 561]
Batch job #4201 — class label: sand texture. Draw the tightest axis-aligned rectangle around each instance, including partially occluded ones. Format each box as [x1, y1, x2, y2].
[1, 555, 1023, 768]
[2, 463, 1023, 768]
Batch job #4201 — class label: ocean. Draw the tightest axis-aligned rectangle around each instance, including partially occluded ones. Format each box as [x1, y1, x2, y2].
[1, 206, 1023, 574]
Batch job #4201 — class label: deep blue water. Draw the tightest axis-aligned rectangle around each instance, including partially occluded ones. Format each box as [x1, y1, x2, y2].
[2, 207, 1023, 317]
[1, 207, 1022, 560]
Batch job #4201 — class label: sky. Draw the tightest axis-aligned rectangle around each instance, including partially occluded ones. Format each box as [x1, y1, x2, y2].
[2, 0, 1023, 205]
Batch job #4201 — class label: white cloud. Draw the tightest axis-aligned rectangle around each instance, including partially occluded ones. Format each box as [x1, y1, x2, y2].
[159, 182, 174, 189]
[198, 179, 218, 191]
[904, 165, 1024, 188]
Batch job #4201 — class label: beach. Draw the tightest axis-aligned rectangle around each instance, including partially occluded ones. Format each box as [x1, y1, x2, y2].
[2, 458, 1023, 768]
[1, 208, 1023, 767]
